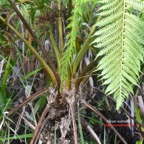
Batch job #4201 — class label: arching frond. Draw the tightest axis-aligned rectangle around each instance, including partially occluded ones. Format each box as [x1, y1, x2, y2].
[94, 0, 144, 109]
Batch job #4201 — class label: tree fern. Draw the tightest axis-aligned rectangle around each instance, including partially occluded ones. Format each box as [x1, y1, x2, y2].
[93, 0, 144, 109]
[60, 0, 88, 82]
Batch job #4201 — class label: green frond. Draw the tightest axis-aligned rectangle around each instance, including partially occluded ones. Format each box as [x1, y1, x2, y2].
[60, 0, 88, 82]
[94, 0, 144, 109]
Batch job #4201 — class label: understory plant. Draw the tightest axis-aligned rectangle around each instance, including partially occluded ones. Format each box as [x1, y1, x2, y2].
[0, 0, 144, 143]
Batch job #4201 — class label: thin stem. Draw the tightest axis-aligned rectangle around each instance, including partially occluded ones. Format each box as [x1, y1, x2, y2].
[73, 17, 101, 75]
[48, 25, 60, 70]
[57, 0, 64, 57]
[0, 16, 56, 84]
[8, 0, 61, 91]
[72, 26, 96, 75]
[75, 60, 97, 88]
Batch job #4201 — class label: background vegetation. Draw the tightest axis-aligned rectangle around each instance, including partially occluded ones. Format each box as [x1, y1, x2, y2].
[0, 0, 144, 143]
